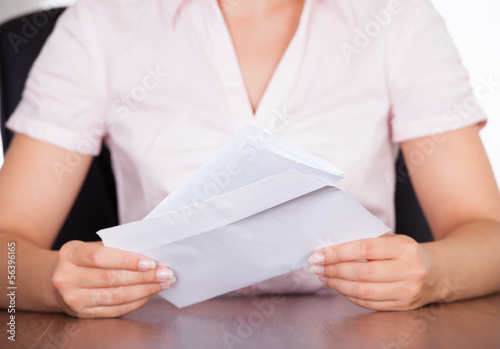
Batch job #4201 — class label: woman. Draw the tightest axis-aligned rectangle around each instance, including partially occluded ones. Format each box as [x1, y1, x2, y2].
[0, 0, 499, 318]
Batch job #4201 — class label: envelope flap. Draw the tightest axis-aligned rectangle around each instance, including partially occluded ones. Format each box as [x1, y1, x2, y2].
[98, 169, 327, 252]
[146, 125, 343, 219]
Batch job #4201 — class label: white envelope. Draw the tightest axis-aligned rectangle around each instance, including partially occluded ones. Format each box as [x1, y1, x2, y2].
[97, 125, 390, 308]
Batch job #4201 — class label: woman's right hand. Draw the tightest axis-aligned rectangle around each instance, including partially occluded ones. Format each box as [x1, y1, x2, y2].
[51, 240, 175, 318]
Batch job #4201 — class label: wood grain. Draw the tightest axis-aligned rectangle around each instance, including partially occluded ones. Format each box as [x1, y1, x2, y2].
[2, 292, 500, 349]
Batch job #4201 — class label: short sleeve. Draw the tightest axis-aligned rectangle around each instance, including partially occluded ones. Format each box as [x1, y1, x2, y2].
[6, 1, 107, 155]
[387, 0, 487, 144]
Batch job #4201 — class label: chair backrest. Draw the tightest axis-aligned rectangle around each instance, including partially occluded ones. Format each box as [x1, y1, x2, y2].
[0, 9, 433, 248]
[395, 152, 433, 242]
[0, 8, 119, 250]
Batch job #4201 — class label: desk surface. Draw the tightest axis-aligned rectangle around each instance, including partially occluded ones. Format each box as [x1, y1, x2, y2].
[2, 292, 500, 349]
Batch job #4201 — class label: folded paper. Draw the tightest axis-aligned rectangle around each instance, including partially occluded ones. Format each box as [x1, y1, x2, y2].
[97, 125, 390, 308]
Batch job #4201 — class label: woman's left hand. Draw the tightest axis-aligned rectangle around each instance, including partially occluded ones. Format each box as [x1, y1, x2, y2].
[309, 233, 437, 311]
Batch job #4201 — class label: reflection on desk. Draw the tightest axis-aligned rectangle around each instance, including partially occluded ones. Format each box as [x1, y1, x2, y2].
[2, 292, 500, 349]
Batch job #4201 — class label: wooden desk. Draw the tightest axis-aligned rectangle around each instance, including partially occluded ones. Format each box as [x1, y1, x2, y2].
[2, 293, 500, 349]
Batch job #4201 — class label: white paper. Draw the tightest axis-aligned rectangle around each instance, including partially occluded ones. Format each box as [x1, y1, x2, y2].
[97, 125, 390, 308]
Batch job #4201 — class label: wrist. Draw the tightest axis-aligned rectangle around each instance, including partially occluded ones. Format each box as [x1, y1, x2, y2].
[421, 242, 451, 304]
[41, 249, 64, 312]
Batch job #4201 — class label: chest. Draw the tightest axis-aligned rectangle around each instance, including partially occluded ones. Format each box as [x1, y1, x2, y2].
[220, 1, 304, 113]
[104, 2, 391, 193]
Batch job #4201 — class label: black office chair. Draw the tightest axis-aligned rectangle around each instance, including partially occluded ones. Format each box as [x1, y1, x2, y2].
[0, 8, 433, 249]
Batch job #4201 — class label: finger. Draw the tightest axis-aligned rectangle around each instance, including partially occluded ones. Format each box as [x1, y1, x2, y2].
[312, 260, 406, 282]
[76, 266, 175, 288]
[310, 235, 404, 265]
[344, 296, 408, 311]
[64, 241, 157, 271]
[320, 277, 402, 301]
[88, 280, 175, 307]
[78, 295, 154, 318]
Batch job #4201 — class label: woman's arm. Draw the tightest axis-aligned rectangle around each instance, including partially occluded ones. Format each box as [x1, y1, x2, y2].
[400, 124, 500, 302]
[0, 134, 175, 317]
[309, 125, 500, 310]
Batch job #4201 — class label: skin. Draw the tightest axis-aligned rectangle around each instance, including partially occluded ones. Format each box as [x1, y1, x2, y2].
[1, 0, 500, 318]
[310, 126, 500, 310]
[0, 136, 176, 318]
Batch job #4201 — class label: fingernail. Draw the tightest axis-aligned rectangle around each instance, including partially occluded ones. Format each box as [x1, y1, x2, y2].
[160, 276, 176, 289]
[156, 269, 174, 282]
[319, 276, 328, 284]
[309, 253, 325, 264]
[138, 259, 156, 271]
[310, 265, 325, 275]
